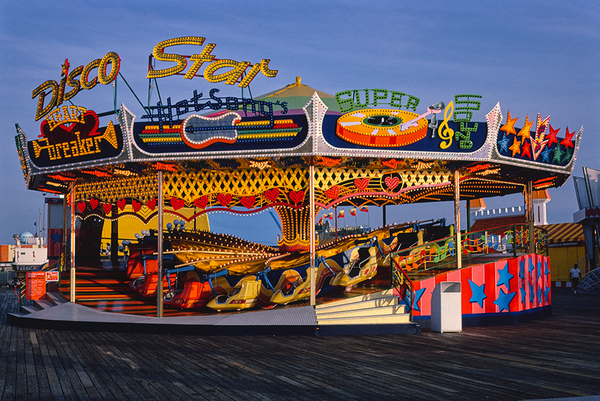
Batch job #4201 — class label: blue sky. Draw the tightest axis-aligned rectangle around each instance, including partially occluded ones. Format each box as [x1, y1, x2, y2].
[1, 1, 598, 245]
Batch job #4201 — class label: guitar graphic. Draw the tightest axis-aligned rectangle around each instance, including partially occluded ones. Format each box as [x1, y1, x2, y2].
[180, 112, 241, 149]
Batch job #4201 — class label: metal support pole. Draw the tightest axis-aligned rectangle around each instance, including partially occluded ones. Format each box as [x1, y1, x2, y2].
[383, 204, 387, 226]
[309, 164, 316, 307]
[454, 170, 462, 269]
[69, 183, 76, 303]
[527, 181, 535, 254]
[157, 171, 164, 318]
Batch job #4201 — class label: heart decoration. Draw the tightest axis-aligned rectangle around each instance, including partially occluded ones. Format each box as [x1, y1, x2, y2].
[325, 186, 339, 199]
[117, 198, 127, 211]
[170, 197, 185, 210]
[289, 190, 305, 204]
[103, 203, 112, 215]
[382, 159, 399, 169]
[264, 188, 280, 202]
[89, 198, 99, 210]
[194, 196, 208, 209]
[385, 176, 400, 191]
[77, 202, 87, 213]
[132, 200, 142, 213]
[354, 178, 370, 191]
[146, 198, 157, 211]
[240, 196, 255, 209]
[217, 193, 232, 207]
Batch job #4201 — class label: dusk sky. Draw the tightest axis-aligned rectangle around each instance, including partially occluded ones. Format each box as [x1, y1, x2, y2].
[1, 1, 598, 246]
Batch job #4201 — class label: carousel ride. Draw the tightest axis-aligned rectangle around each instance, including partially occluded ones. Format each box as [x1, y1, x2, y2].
[15, 37, 582, 315]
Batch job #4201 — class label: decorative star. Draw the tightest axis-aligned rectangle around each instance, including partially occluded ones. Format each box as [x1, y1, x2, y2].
[560, 127, 575, 148]
[537, 287, 543, 305]
[509, 137, 521, 157]
[61, 58, 70, 76]
[411, 288, 426, 312]
[562, 147, 573, 164]
[493, 288, 517, 312]
[536, 114, 550, 138]
[547, 124, 560, 146]
[497, 263, 514, 291]
[500, 110, 519, 135]
[519, 259, 526, 280]
[517, 115, 534, 140]
[537, 260, 542, 279]
[529, 282, 536, 303]
[528, 256, 536, 273]
[552, 144, 564, 164]
[498, 133, 510, 153]
[51, 232, 63, 245]
[541, 147, 553, 163]
[544, 261, 550, 276]
[520, 139, 532, 159]
[468, 279, 487, 308]
[543, 287, 550, 304]
[520, 285, 526, 305]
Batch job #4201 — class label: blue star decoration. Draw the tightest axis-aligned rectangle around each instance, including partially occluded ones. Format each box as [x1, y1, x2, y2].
[529, 282, 536, 303]
[520, 285, 526, 305]
[541, 147, 552, 163]
[544, 260, 550, 277]
[496, 263, 513, 291]
[468, 279, 487, 308]
[411, 288, 426, 312]
[498, 133, 510, 153]
[543, 287, 550, 304]
[537, 259, 542, 279]
[537, 287, 543, 305]
[528, 257, 536, 274]
[51, 232, 63, 245]
[519, 258, 526, 280]
[493, 288, 517, 312]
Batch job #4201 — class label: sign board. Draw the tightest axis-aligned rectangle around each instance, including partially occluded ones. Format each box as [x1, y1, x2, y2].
[26, 271, 47, 300]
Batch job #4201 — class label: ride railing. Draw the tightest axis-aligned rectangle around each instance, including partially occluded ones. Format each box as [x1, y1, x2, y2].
[390, 256, 414, 321]
[389, 224, 549, 305]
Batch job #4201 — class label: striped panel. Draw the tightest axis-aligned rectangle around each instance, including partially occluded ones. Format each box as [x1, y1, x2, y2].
[543, 223, 584, 244]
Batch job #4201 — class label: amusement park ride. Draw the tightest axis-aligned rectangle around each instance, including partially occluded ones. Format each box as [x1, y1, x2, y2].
[14, 37, 582, 323]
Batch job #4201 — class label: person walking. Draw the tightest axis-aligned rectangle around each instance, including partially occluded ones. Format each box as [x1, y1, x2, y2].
[570, 263, 581, 295]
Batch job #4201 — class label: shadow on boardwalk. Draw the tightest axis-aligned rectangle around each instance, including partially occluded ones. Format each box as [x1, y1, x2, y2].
[1, 287, 599, 400]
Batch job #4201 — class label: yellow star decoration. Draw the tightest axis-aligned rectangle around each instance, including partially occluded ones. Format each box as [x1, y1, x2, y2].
[509, 137, 521, 157]
[500, 110, 519, 135]
[517, 115, 534, 140]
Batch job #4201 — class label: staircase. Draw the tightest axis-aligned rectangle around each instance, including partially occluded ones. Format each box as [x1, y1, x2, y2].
[315, 288, 419, 335]
[19, 291, 67, 314]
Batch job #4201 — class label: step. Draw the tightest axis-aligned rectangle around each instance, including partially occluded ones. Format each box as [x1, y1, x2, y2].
[20, 305, 41, 315]
[317, 313, 411, 325]
[317, 305, 406, 320]
[46, 291, 67, 305]
[316, 296, 398, 314]
[316, 288, 396, 310]
[33, 299, 55, 310]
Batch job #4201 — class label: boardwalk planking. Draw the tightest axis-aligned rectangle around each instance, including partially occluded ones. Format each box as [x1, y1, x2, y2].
[1, 286, 599, 400]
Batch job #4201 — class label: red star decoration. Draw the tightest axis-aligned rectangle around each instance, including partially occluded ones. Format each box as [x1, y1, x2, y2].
[509, 137, 521, 157]
[547, 124, 560, 146]
[521, 139, 532, 159]
[61, 58, 70, 77]
[560, 127, 576, 148]
[500, 110, 519, 135]
[517, 115, 534, 140]
[536, 114, 550, 136]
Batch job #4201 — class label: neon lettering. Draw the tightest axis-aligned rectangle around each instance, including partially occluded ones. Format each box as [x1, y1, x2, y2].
[147, 36, 278, 88]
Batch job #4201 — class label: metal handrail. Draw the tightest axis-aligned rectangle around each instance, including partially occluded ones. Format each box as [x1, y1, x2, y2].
[390, 255, 414, 321]
[389, 223, 549, 278]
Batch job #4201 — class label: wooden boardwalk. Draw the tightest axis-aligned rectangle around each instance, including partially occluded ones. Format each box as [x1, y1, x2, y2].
[1, 287, 599, 400]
